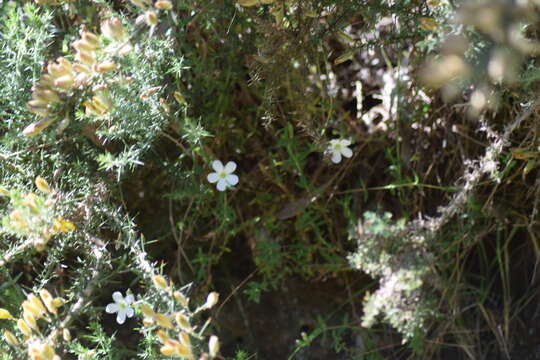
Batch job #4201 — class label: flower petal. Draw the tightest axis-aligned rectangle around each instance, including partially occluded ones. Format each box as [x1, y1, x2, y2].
[340, 139, 351, 146]
[226, 174, 239, 186]
[112, 291, 123, 303]
[212, 160, 224, 172]
[125, 307, 134, 318]
[216, 179, 227, 191]
[106, 303, 119, 314]
[331, 151, 342, 164]
[341, 147, 353, 158]
[207, 172, 219, 183]
[224, 161, 237, 174]
[124, 294, 134, 304]
[116, 309, 127, 324]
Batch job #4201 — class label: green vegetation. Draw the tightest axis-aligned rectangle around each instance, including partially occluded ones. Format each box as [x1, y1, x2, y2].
[2, 0, 540, 358]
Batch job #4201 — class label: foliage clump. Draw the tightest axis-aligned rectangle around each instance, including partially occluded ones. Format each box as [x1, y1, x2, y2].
[348, 212, 434, 341]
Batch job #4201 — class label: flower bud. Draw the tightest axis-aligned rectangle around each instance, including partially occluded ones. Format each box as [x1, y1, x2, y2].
[118, 43, 133, 56]
[83, 100, 103, 117]
[3, 330, 19, 346]
[204, 292, 219, 309]
[131, 0, 152, 7]
[139, 303, 154, 318]
[35, 176, 52, 193]
[156, 329, 170, 343]
[178, 331, 191, 348]
[23, 311, 38, 331]
[160, 343, 176, 356]
[57, 57, 74, 72]
[101, 18, 126, 41]
[152, 275, 168, 290]
[17, 318, 32, 336]
[28, 99, 49, 108]
[0, 308, 13, 319]
[173, 91, 187, 105]
[39, 74, 55, 88]
[145, 10, 158, 26]
[238, 0, 258, 6]
[35, 89, 60, 103]
[81, 31, 100, 47]
[27, 105, 49, 117]
[47, 63, 71, 79]
[54, 75, 75, 90]
[23, 193, 39, 210]
[22, 118, 54, 136]
[93, 92, 112, 110]
[154, 313, 174, 329]
[51, 297, 64, 308]
[209, 335, 220, 358]
[160, 98, 170, 113]
[75, 50, 96, 66]
[63, 328, 71, 341]
[73, 63, 92, 74]
[173, 291, 189, 307]
[174, 312, 191, 331]
[39, 289, 55, 314]
[140, 86, 160, 100]
[155, 0, 173, 10]
[95, 61, 118, 73]
[72, 39, 96, 53]
[29, 294, 48, 315]
[22, 300, 43, 319]
[160, 339, 190, 357]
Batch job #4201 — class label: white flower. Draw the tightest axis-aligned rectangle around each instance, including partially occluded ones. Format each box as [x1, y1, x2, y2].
[105, 291, 134, 324]
[207, 160, 239, 191]
[327, 139, 353, 164]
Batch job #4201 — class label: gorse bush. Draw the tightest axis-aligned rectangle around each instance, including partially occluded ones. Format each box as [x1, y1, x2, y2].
[2, 0, 540, 359]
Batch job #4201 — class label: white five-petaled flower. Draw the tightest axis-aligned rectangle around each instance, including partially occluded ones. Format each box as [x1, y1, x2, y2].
[207, 160, 239, 191]
[327, 139, 353, 164]
[105, 291, 135, 325]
